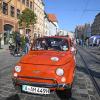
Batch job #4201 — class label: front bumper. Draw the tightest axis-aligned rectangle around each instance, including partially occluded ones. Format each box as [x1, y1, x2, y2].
[12, 76, 71, 91]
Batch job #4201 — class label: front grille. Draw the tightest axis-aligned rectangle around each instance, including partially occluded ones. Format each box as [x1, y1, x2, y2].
[12, 77, 70, 89]
[17, 76, 57, 84]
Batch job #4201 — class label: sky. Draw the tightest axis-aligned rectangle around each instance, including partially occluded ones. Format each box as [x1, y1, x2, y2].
[44, 0, 100, 32]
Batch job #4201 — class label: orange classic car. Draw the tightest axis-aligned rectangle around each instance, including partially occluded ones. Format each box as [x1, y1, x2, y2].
[12, 36, 76, 98]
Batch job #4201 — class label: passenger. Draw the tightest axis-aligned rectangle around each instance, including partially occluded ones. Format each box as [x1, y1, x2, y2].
[41, 39, 48, 50]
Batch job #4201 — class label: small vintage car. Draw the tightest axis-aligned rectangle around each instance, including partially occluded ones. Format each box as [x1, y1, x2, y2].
[12, 36, 76, 98]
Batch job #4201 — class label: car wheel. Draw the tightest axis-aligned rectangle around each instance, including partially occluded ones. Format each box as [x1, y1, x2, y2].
[12, 79, 21, 93]
[13, 84, 21, 93]
[65, 88, 72, 98]
[56, 88, 72, 99]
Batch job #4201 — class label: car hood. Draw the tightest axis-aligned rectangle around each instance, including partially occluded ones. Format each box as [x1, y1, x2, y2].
[20, 51, 72, 66]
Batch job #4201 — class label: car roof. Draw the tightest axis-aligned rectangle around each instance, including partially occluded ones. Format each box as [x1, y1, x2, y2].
[38, 36, 68, 40]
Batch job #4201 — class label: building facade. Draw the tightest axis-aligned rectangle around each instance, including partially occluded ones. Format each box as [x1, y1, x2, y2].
[75, 25, 84, 39]
[0, 0, 45, 45]
[75, 23, 91, 40]
[44, 13, 49, 36]
[57, 29, 68, 36]
[48, 21, 57, 36]
[47, 14, 58, 36]
[33, 0, 45, 38]
[91, 13, 100, 35]
[0, 0, 35, 45]
[58, 29, 75, 39]
[84, 23, 91, 38]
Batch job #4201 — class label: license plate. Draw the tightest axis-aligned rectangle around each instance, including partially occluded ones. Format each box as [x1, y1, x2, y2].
[22, 85, 50, 94]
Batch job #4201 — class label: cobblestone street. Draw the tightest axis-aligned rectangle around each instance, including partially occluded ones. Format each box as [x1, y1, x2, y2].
[0, 46, 100, 100]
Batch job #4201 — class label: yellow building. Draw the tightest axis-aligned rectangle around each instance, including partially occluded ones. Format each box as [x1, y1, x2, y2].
[33, 0, 45, 38]
[0, 0, 45, 45]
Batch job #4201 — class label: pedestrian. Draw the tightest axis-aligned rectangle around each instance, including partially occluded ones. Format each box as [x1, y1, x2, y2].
[97, 39, 100, 47]
[86, 39, 89, 47]
[25, 33, 30, 54]
[9, 36, 14, 50]
[80, 39, 83, 46]
[14, 33, 21, 56]
[20, 35, 26, 55]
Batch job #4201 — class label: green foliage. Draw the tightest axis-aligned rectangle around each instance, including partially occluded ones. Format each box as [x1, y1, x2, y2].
[81, 34, 87, 40]
[12, 31, 19, 43]
[11, 31, 25, 48]
[21, 36, 25, 48]
[18, 8, 37, 28]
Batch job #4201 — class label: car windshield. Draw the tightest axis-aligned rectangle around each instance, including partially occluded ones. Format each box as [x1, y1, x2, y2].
[31, 37, 69, 51]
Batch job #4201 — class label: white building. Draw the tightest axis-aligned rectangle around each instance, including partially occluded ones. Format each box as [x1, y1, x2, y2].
[58, 29, 68, 36]
[47, 14, 59, 36]
[58, 29, 75, 39]
[67, 31, 75, 40]
[33, 0, 45, 37]
[49, 21, 57, 36]
[44, 13, 50, 36]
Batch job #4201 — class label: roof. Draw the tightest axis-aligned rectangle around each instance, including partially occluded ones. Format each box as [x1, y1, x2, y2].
[41, 36, 69, 40]
[47, 14, 58, 22]
[90, 35, 100, 39]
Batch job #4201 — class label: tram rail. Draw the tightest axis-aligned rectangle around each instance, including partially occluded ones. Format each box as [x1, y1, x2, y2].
[78, 50, 100, 97]
[78, 46, 100, 63]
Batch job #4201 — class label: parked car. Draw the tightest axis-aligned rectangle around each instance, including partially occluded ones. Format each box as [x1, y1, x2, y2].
[12, 36, 76, 98]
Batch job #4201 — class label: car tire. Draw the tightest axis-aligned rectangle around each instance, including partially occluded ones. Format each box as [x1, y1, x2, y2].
[12, 78, 22, 93]
[56, 88, 72, 99]
[13, 84, 21, 93]
[65, 88, 72, 98]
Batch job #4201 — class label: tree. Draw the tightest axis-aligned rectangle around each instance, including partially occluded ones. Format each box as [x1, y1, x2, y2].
[18, 8, 37, 28]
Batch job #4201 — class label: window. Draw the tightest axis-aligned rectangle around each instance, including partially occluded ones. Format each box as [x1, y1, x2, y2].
[32, 38, 69, 51]
[22, 0, 25, 4]
[34, 33, 37, 39]
[26, 0, 29, 7]
[10, 6, 15, 17]
[3, 2, 8, 15]
[17, 9, 20, 18]
[30, 1, 32, 9]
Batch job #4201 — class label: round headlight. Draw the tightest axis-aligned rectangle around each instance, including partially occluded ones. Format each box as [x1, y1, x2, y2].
[56, 68, 64, 76]
[14, 73, 18, 77]
[15, 66, 21, 72]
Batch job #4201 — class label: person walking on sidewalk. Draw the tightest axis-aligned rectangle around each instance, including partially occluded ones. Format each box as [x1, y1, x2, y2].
[14, 33, 21, 55]
[25, 33, 30, 54]
[97, 39, 100, 47]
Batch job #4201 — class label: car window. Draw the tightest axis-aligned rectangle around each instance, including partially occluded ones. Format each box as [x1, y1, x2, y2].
[31, 37, 69, 51]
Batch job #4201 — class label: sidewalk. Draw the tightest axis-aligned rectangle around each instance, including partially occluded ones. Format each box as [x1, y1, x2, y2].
[78, 45, 100, 51]
[0, 45, 9, 53]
